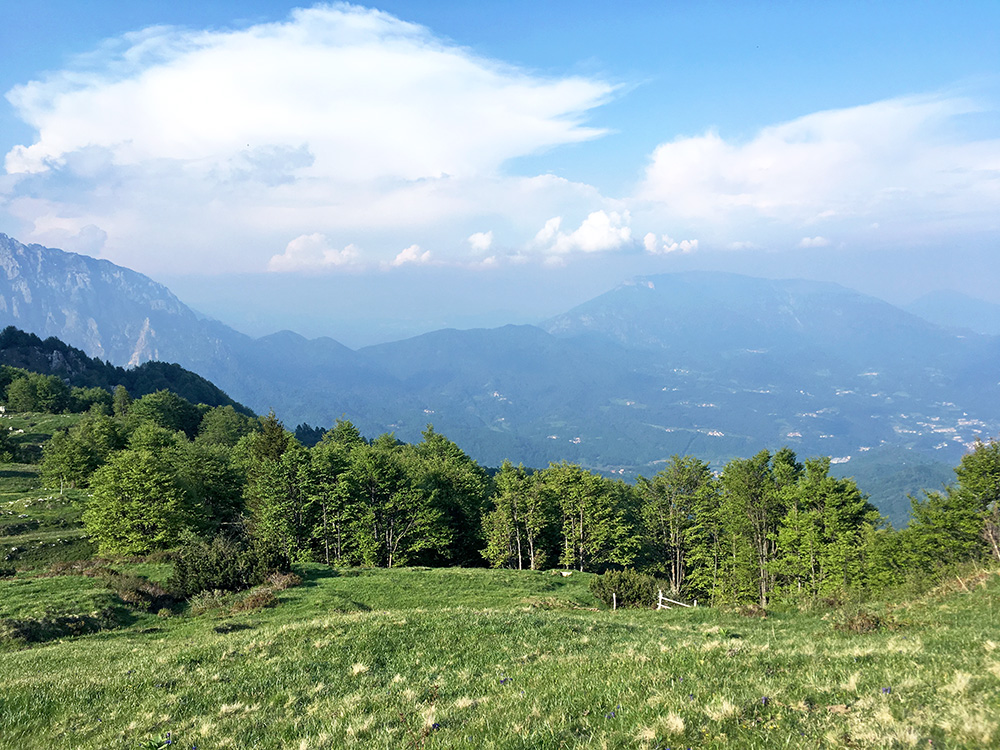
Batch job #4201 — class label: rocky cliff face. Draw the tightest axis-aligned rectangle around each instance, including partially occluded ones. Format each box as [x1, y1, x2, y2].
[0, 234, 396, 433]
[0, 234, 201, 365]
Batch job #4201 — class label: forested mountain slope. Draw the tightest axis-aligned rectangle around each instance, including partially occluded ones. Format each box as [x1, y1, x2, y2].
[0, 326, 252, 412]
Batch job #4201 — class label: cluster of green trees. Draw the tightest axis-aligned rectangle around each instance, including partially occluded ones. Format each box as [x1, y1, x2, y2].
[39, 391, 491, 571]
[486, 442, 1000, 606]
[1, 366, 117, 415]
[484, 450, 888, 605]
[27, 378, 1000, 606]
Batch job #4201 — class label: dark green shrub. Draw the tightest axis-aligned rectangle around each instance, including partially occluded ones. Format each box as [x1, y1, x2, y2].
[590, 568, 661, 608]
[168, 534, 267, 598]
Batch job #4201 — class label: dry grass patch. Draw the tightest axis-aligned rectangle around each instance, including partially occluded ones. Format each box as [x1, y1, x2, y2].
[704, 697, 740, 721]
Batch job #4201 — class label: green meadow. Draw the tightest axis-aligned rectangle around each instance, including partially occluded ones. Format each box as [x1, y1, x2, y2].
[1, 562, 998, 749]
[1, 402, 999, 748]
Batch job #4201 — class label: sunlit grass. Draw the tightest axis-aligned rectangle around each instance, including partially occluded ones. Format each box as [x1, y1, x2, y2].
[0, 565, 997, 748]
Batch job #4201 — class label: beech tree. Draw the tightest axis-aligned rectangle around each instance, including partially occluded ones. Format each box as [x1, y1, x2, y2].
[196, 405, 256, 447]
[483, 461, 557, 570]
[83, 449, 199, 555]
[414, 425, 491, 566]
[40, 407, 126, 488]
[6, 372, 70, 413]
[244, 444, 312, 568]
[719, 450, 781, 606]
[177, 441, 244, 533]
[349, 434, 449, 567]
[772, 457, 881, 599]
[305, 437, 357, 564]
[954, 437, 1000, 561]
[112, 385, 132, 418]
[129, 389, 203, 439]
[638, 455, 714, 595]
[543, 461, 636, 572]
[905, 486, 984, 570]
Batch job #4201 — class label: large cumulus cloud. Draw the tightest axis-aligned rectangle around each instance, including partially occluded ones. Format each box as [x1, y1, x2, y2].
[2, 3, 619, 272]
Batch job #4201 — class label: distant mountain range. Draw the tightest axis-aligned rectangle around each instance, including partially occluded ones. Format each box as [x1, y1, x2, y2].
[903, 290, 1000, 336]
[1, 232, 996, 524]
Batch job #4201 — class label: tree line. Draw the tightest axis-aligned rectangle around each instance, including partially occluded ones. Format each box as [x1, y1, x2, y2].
[18, 380, 1000, 606]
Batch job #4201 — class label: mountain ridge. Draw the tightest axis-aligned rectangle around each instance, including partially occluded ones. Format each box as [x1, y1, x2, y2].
[0, 233, 996, 490]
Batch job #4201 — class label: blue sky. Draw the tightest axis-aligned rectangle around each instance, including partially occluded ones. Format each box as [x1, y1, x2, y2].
[2, 1, 998, 345]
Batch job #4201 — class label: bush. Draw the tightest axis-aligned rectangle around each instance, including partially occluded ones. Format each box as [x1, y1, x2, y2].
[590, 568, 661, 608]
[0, 607, 124, 645]
[832, 607, 901, 634]
[99, 569, 175, 612]
[188, 588, 235, 615]
[265, 571, 302, 591]
[229, 589, 278, 613]
[737, 603, 768, 619]
[169, 533, 267, 598]
[187, 573, 300, 616]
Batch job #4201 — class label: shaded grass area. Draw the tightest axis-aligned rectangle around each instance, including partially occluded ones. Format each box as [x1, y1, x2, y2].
[0, 572, 138, 651]
[0, 573, 122, 620]
[0, 566, 997, 749]
[282, 565, 598, 617]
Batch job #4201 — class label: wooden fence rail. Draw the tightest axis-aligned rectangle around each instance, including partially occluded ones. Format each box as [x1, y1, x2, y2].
[656, 590, 696, 610]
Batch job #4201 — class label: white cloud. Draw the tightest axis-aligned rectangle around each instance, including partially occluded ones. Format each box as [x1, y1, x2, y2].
[535, 210, 632, 254]
[2, 4, 617, 273]
[468, 230, 493, 252]
[388, 244, 432, 267]
[8, 5, 994, 281]
[798, 236, 831, 248]
[5, 6, 614, 180]
[533, 216, 563, 246]
[636, 93, 1000, 247]
[643, 232, 698, 254]
[267, 233, 362, 272]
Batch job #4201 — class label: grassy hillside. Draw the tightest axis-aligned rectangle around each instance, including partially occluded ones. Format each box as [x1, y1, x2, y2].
[0, 406, 998, 749]
[0, 416, 95, 568]
[0, 562, 997, 749]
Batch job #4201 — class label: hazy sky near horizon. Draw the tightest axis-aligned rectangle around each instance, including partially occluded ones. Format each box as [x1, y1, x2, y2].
[1, 1, 998, 345]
